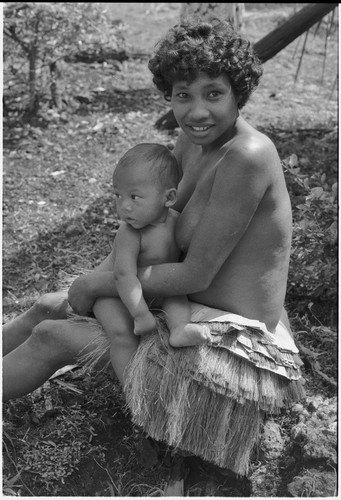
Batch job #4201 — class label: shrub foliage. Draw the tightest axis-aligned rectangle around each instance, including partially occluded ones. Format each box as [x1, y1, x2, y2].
[283, 154, 337, 322]
[3, 2, 126, 118]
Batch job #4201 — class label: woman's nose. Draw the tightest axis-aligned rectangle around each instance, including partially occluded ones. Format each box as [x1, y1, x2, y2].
[188, 98, 210, 121]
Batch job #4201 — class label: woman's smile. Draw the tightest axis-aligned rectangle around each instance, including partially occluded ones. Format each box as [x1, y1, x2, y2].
[171, 73, 239, 149]
[187, 124, 214, 133]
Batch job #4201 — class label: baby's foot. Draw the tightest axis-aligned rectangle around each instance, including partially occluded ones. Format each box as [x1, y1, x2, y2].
[134, 312, 156, 336]
[169, 323, 211, 347]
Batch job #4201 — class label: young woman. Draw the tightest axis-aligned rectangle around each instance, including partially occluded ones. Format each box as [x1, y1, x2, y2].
[3, 19, 304, 476]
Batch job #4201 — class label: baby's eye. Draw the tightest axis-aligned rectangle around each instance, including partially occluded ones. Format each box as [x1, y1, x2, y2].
[131, 194, 140, 200]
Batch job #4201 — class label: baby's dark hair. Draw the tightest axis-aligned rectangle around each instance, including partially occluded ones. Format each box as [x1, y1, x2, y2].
[148, 18, 263, 108]
[115, 143, 181, 188]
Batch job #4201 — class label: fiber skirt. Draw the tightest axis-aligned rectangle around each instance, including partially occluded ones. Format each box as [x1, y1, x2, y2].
[73, 301, 305, 476]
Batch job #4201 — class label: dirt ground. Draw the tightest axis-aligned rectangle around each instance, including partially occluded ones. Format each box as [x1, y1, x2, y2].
[2, 3, 338, 497]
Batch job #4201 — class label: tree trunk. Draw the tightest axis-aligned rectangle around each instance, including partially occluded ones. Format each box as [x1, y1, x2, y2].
[253, 3, 337, 63]
[180, 3, 244, 31]
[27, 16, 41, 119]
[50, 61, 62, 109]
[27, 46, 39, 116]
[155, 3, 338, 130]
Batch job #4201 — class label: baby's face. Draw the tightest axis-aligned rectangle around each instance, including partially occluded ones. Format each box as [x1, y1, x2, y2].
[113, 163, 169, 229]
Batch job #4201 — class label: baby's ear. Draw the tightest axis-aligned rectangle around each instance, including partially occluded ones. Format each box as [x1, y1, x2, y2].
[165, 187, 177, 207]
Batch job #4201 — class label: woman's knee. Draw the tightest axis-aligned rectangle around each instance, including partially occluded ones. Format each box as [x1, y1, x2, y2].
[33, 291, 69, 322]
[30, 319, 75, 361]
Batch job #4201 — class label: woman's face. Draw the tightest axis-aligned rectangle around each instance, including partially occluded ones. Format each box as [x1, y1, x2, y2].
[171, 73, 239, 149]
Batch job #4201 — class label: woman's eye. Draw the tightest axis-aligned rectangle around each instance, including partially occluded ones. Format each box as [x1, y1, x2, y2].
[177, 92, 189, 99]
[208, 91, 221, 98]
[131, 195, 139, 200]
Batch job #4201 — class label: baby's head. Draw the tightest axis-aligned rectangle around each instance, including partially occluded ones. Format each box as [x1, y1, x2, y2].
[113, 143, 180, 228]
[115, 143, 180, 190]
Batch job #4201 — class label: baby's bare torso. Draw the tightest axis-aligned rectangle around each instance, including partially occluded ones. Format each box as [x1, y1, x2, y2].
[137, 209, 180, 267]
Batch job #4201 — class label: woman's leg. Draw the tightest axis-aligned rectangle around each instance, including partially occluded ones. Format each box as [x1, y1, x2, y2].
[2, 316, 109, 401]
[93, 297, 139, 386]
[3, 291, 70, 356]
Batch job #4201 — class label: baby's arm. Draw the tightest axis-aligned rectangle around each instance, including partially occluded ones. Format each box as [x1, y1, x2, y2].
[114, 223, 156, 336]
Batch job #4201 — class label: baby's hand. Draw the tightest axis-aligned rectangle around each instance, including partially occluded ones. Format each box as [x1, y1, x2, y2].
[134, 312, 156, 336]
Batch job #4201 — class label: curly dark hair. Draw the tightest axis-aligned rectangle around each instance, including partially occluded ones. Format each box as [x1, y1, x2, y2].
[148, 18, 263, 109]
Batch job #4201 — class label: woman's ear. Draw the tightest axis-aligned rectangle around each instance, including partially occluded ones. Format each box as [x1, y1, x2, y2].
[165, 188, 177, 207]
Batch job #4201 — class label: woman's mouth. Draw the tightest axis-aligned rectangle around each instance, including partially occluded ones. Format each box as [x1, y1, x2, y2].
[187, 124, 214, 137]
[189, 125, 212, 132]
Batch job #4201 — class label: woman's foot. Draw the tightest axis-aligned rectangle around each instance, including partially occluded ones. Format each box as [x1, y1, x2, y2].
[169, 323, 211, 347]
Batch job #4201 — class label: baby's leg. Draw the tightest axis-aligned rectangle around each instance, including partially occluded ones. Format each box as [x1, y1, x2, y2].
[164, 296, 210, 347]
[3, 291, 70, 356]
[93, 297, 138, 385]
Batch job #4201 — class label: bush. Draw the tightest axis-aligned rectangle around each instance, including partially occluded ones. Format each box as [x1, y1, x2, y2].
[3, 2, 127, 118]
[284, 154, 337, 322]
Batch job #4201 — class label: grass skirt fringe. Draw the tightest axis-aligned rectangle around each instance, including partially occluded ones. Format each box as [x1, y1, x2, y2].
[68, 311, 304, 476]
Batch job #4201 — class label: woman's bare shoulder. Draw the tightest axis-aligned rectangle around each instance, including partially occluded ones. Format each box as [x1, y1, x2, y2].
[228, 125, 281, 171]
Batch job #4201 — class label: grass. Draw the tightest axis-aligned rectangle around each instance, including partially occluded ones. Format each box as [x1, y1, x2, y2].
[2, 3, 338, 497]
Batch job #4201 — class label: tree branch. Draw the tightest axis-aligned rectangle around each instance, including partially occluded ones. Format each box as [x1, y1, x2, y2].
[253, 3, 338, 63]
[5, 25, 30, 54]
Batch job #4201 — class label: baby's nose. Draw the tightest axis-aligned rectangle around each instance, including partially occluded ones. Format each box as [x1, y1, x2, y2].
[121, 199, 132, 212]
